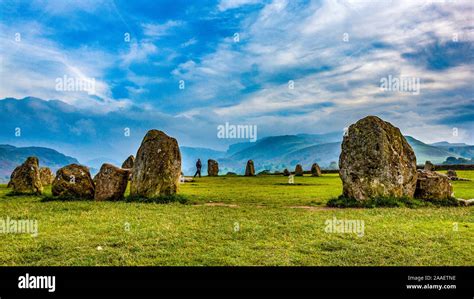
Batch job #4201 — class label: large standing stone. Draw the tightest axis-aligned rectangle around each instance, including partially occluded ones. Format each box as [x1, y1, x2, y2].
[121, 155, 135, 169]
[9, 157, 43, 194]
[339, 116, 417, 201]
[283, 168, 291, 176]
[295, 164, 304, 176]
[311, 163, 322, 177]
[424, 161, 435, 171]
[94, 163, 130, 201]
[245, 160, 255, 176]
[415, 170, 453, 200]
[39, 167, 55, 186]
[207, 159, 219, 176]
[52, 164, 95, 199]
[130, 130, 181, 197]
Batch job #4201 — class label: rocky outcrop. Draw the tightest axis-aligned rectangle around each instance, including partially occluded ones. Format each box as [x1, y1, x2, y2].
[339, 116, 417, 201]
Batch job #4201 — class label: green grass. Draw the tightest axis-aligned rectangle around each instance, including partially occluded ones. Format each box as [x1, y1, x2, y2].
[0, 172, 472, 266]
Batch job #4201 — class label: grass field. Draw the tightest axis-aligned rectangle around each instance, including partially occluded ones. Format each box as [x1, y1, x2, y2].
[0, 171, 473, 266]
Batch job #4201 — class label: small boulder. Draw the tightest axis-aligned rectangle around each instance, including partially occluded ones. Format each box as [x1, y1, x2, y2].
[9, 157, 43, 194]
[52, 164, 95, 199]
[283, 169, 291, 176]
[207, 159, 219, 176]
[311, 163, 322, 177]
[424, 161, 435, 171]
[414, 170, 453, 200]
[339, 116, 418, 201]
[130, 130, 181, 197]
[121, 155, 135, 169]
[39, 167, 55, 186]
[446, 169, 457, 179]
[94, 163, 130, 201]
[245, 160, 255, 176]
[295, 164, 304, 176]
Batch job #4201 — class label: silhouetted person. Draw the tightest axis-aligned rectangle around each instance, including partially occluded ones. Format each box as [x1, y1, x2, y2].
[194, 159, 202, 178]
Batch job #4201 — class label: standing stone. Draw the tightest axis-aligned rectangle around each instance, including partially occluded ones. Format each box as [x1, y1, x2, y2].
[52, 164, 95, 199]
[311, 163, 322, 177]
[39, 167, 55, 186]
[245, 160, 255, 176]
[9, 157, 43, 194]
[94, 163, 130, 201]
[424, 161, 435, 171]
[283, 168, 291, 176]
[130, 130, 181, 197]
[415, 170, 453, 200]
[295, 164, 304, 176]
[207, 159, 219, 176]
[339, 116, 417, 201]
[122, 155, 135, 169]
[446, 169, 458, 179]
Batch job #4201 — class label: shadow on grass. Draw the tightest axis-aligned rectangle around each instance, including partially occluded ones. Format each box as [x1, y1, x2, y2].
[41, 195, 93, 202]
[6, 191, 42, 197]
[326, 195, 460, 208]
[125, 194, 188, 204]
[41, 194, 189, 204]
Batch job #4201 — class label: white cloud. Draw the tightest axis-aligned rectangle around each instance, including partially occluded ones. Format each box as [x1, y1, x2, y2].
[218, 0, 262, 11]
[142, 20, 183, 38]
[0, 22, 128, 112]
[175, 0, 473, 143]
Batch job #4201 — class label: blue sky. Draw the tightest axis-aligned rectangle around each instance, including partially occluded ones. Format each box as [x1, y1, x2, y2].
[0, 0, 473, 156]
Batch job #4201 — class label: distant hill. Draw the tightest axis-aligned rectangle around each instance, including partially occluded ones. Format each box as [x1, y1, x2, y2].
[405, 136, 463, 164]
[0, 144, 79, 182]
[429, 141, 474, 159]
[189, 135, 470, 175]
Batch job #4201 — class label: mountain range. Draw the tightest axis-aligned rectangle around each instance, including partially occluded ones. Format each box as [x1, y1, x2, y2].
[3, 132, 471, 182]
[0, 144, 78, 182]
[180, 134, 471, 175]
[1, 97, 473, 180]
